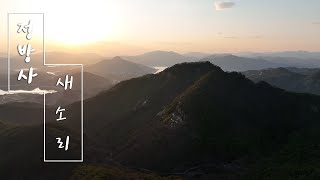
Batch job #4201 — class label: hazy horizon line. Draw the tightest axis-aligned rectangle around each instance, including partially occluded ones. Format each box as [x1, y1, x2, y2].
[1, 49, 320, 57]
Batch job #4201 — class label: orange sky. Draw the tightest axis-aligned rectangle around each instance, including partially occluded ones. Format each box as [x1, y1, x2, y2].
[1, 0, 320, 56]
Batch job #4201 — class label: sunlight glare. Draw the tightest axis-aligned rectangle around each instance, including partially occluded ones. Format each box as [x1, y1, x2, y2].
[44, 0, 118, 45]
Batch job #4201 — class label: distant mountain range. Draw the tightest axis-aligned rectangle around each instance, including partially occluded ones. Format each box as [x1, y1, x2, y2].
[123, 50, 195, 67]
[0, 56, 156, 107]
[2, 50, 320, 73]
[0, 52, 105, 73]
[0, 71, 113, 107]
[201, 54, 286, 71]
[243, 67, 320, 95]
[123, 50, 320, 71]
[85, 56, 157, 81]
[252, 56, 320, 69]
[237, 51, 320, 59]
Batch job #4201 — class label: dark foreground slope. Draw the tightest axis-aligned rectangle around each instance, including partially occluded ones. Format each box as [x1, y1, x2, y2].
[1, 62, 320, 179]
[67, 62, 320, 178]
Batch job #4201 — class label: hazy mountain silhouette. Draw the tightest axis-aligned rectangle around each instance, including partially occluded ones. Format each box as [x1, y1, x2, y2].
[201, 54, 286, 71]
[124, 51, 195, 67]
[285, 67, 320, 76]
[0, 71, 113, 107]
[243, 67, 320, 95]
[255, 56, 320, 68]
[122, 51, 320, 70]
[183, 52, 211, 59]
[239, 51, 320, 59]
[85, 56, 156, 81]
[42, 71, 114, 106]
[0, 56, 155, 108]
[0, 52, 105, 74]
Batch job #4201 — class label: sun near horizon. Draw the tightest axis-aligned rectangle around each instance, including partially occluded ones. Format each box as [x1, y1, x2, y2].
[0, 0, 319, 56]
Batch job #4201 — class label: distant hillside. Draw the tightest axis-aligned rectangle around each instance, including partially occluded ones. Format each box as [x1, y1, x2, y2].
[1, 52, 105, 73]
[72, 71, 113, 91]
[240, 51, 320, 59]
[235, 51, 320, 68]
[256, 56, 320, 68]
[43, 71, 114, 106]
[243, 67, 320, 95]
[0, 70, 57, 91]
[85, 56, 157, 81]
[124, 51, 195, 67]
[201, 54, 285, 71]
[124, 51, 320, 70]
[285, 67, 320, 76]
[183, 52, 211, 59]
[0, 71, 113, 107]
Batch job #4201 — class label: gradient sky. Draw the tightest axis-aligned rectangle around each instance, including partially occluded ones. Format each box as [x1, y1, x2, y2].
[0, 0, 320, 55]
